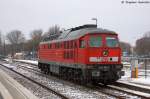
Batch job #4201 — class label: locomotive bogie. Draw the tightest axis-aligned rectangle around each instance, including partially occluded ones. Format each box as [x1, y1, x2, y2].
[38, 60, 124, 84]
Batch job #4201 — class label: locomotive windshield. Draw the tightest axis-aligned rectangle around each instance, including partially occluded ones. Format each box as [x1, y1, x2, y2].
[106, 37, 118, 47]
[89, 36, 102, 47]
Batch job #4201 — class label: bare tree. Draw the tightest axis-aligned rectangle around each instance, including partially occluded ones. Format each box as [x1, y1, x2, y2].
[43, 25, 61, 41]
[135, 31, 150, 55]
[30, 29, 43, 51]
[0, 31, 2, 55]
[0, 33, 7, 56]
[0, 31, 2, 46]
[119, 41, 131, 55]
[135, 37, 150, 55]
[143, 31, 150, 38]
[6, 30, 25, 56]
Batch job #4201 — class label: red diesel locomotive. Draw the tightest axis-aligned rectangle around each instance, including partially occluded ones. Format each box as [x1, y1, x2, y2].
[38, 24, 124, 84]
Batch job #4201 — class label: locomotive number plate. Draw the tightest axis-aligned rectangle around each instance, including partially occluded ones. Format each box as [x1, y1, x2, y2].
[89, 57, 108, 62]
[89, 57, 118, 62]
[101, 57, 109, 62]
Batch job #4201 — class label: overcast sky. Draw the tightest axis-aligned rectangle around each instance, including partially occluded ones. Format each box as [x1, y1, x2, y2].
[0, 0, 150, 46]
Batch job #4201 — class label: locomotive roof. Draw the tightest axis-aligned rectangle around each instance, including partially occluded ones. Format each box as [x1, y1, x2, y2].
[40, 26, 117, 44]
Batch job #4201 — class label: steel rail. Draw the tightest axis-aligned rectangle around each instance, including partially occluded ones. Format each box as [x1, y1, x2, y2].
[104, 84, 150, 99]
[4, 60, 150, 99]
[0, 63, 69, 99]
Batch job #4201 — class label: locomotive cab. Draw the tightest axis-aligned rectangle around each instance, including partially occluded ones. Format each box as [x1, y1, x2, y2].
[88, 33, 121, 64]
[78, 33, 124, 84]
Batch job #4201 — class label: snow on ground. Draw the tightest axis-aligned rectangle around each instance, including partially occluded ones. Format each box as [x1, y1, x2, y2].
[130, 78, 150, 86]
[0, 64, 61, 99]
[2, 62, 111, 99]
[4, 58, 10, 61]
[15, 59, 38, 65]
[120, 63, 150, 88]
[4, 58, 38, 65]
[7, 59, 150, 88]
[2, 63, 15, 69]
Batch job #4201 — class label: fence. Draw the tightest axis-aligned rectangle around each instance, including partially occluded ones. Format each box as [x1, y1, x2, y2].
[122, 57, 150, 78]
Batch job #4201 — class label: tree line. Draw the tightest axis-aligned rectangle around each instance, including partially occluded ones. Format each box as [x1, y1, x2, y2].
[120, 31, 150, 56]
[0, 26, 150, 58]
[0, 25, 61, 58]
[135, 31, 150, 56]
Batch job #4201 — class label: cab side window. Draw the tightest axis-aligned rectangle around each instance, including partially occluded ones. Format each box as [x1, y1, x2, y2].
[80, 40, 86, 48]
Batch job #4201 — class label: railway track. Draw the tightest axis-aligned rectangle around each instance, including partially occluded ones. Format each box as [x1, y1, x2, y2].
[0, 62, 68, 99]
[15, 61, 150, 98]
[16, 63, 40, 73]
[6, 63, 123, 98]
[115, 81, 150, 93]
[2, 60, 150, 99]
[0, 60, 114, 99]
[89, 85, 126, 99]
[95, 84, 150, 99]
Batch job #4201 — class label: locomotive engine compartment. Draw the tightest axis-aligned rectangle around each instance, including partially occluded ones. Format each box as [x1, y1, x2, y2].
[38, 24, 124, 85]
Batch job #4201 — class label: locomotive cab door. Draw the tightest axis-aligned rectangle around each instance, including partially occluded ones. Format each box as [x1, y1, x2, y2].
[77, 36, 88, 64]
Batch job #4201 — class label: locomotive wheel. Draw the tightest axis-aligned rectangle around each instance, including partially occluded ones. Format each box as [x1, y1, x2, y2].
[43, 65, 47, 74]
[91, 79, 99, 85]
[68, 70, 72, 80]
[45, 65, 50, 74]
[42, 65, 48, 74]
[80, 77, 88, 85]
[74, 69, 81, 83]
[60, 67, 68, 79]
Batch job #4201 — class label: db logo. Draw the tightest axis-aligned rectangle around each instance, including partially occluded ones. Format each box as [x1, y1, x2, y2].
[103, 50, 109, 56]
